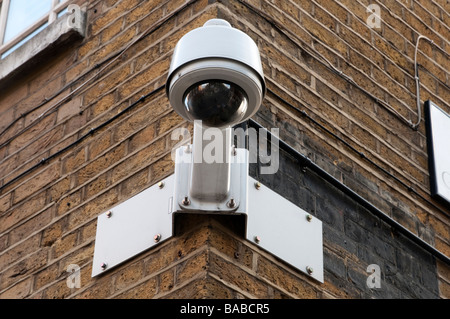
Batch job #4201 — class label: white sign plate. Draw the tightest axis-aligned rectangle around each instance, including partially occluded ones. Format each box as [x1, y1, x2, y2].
[246, 177, 324, 283]
[91, 175, 174, 277]
[425, 101, 450, 204]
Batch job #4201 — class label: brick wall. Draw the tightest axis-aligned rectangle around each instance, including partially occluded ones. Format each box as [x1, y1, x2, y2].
[0, 0, 448, 299]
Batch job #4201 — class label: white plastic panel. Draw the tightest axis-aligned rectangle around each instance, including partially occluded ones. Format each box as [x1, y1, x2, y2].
[426, 101, 450, 204]
[246, 177, 324, 283]
[91, 175, 174, 277]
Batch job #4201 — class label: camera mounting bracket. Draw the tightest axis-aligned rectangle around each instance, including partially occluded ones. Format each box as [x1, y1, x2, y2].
[172, 121, 248, 213]
[91, 145, 323, 282]
[172, 144, 248, 214]
[91, 19, 322, 283]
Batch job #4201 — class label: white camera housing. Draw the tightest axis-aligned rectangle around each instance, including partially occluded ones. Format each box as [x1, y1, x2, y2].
[166, 19, 266, 212]
[166, 19, 265, 128]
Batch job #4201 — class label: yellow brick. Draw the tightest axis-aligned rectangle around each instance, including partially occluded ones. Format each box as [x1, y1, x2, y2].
[91, 0, 140, 35]
[120, 169, 149, 198]
[67, 187, 119, 230]
[0, 193, 11, 214]
[89, 93, 116, 118]
[9, 207, 52, 243]
[76, 143, 126, 185]
[100, 18, 123, 44]
[159, 269, 175, 293]
[128, 123, 156, 153]
[113, 276, 157, 299]
[73, 276, 113, 299]
[156, 111, 185, 135]
[85, 172, 109, 199]
[209, 252, 269, 298]
[52, 232, 78, 259]
[0, 278, 32, 299]
[77, 37, 100, 60]
[83, 64, 131, 106]
[176, 250, 208, 285]
[114, 261, 144, 292]
[0, 249, 48, 291]
[302, 14, 348, 56]
[43, 279, 73, 299]
[89, 27, 136, 67]
[8, 113, 57, 155]
[149, 153, 174, 183]
[57, 96, 82, 123]
[63, 147, 86, 175]
[256, 255, 318, 298]
[56, 190, 82, 217]
[118, 57, 170, 100]
[60, 244, 95, 273]
[0, 193, 46, 233]
[33, 263, 60, 292]
[65, 59, 88, 83]
[88, 130, 112, 160]
[0, 234, 40, 268]
[125, 0, 161, 26]
[13, 163, 60, 205]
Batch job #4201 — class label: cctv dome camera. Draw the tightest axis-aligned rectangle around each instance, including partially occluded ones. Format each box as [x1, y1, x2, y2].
[183, 80, 248, 127]
[166, 19, 265, 128]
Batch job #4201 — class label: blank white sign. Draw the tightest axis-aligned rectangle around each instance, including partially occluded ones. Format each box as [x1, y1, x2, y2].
[426, 101, 450, 204]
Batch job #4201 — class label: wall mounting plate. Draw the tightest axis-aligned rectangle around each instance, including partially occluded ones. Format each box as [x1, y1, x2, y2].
[91, 175, 174, 277]
[425, 100, 450, 205]
[172, 145, 248, 214]
[246, 177, 324, 283]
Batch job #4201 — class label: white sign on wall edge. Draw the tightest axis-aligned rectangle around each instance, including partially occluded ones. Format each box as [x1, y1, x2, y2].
[425, 100, 450, 205]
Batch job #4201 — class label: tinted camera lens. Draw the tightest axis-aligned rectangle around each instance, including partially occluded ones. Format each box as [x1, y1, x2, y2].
[183, 81, 248, 127]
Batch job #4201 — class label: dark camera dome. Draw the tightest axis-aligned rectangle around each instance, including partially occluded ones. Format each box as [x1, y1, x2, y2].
[183, 81, 248, 127]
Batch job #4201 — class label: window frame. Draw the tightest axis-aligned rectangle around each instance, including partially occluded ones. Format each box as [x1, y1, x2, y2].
[0, 0, 69, 58]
